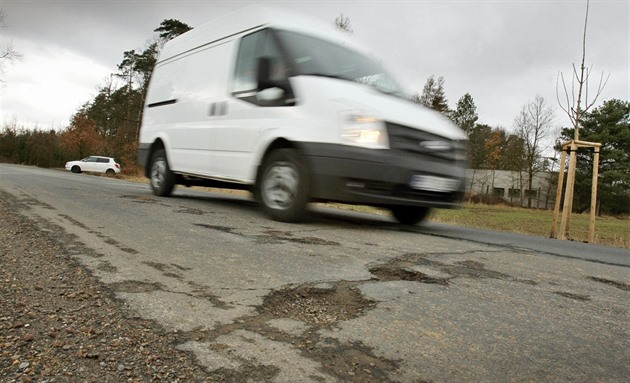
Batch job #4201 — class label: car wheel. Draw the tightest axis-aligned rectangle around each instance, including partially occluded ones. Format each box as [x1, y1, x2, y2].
[150, 149, 176, 196]
[71, 166, 81, 173]
[259, 149, 309, 222]
[106, 169, 115, 176]
[390, 206, 431, 225]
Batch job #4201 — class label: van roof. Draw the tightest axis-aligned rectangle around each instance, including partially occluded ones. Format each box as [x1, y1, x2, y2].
[159, 5, 367, 62]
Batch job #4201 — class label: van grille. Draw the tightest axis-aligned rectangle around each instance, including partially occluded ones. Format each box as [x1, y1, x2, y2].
[386, 122, 467, 163]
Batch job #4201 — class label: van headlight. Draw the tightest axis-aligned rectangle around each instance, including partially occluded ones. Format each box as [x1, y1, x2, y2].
[341, 114, 389, 149]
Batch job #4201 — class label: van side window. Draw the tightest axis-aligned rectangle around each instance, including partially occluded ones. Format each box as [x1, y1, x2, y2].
[233, 29, 288, 97]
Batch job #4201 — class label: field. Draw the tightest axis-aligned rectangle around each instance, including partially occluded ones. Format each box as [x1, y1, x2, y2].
[429, 203, 629, 249]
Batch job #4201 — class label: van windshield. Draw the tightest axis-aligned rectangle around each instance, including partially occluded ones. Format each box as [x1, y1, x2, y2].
[275, 30, 405, 98]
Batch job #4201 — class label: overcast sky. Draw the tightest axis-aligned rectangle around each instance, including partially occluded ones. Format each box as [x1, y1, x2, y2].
[1, 0, 628, 133]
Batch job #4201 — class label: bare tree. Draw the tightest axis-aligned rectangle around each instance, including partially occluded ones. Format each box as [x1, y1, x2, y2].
[0, 9, 21, 83]
[335, 14, 353, 34]
[556, 0, 608, 139]
[513, 95, 555, 208]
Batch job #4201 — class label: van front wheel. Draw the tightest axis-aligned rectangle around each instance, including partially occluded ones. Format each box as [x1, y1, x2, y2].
[259, 149, 309, 222]
[150, 149, 176, 197]
[390, 206, 431, 225]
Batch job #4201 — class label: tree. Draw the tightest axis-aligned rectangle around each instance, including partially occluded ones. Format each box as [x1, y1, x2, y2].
[485, 129, 504, 191]
[335, 14, 353, 34]
[500, 133, 526, 172]
[60, 107, 105, 161]
[451, 93, 478, 133]
[559, 99, 630, 215]
[414, 76, 450, 116]
[513, 95, 555, 207]
[0, 9, 21, 82]
[154, 19, 192, 45]
[467, 124, 492, 169]
[26, 129, 61, 167]
[0, 118, 19, 162]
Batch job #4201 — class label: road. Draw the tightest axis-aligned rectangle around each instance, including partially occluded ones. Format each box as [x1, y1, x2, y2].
[1, 164, 628, 382]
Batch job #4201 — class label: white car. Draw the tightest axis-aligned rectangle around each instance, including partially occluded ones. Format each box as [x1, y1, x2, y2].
[65, 156, 121, 176]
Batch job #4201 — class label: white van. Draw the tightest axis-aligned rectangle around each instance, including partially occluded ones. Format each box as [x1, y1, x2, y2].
[138, 7, 468, 224]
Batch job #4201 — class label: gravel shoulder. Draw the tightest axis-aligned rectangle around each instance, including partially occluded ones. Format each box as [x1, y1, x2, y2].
[0, 196, 212, 382]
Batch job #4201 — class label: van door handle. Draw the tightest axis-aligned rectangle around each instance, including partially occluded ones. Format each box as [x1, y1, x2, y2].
[209, 102, 228, 116]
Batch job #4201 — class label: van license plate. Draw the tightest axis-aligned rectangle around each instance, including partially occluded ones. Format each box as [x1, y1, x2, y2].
[410, 175, 459, 192]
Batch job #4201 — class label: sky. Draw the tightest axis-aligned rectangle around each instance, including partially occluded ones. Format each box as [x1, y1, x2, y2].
[1, 0, 628, 134]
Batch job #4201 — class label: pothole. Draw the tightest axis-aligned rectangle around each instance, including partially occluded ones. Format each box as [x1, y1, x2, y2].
[369, 254, 538, 286]
[175, 281, 398, 383]
[370, 265, 450, 285]
[260, 283, 374, 325]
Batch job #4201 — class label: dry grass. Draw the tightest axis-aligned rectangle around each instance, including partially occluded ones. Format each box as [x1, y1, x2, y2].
[430, 203, 630, 249]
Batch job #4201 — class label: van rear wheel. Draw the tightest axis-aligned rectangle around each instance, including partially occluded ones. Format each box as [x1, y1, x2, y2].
[150, 149, 176, 196]
[259, 149, 309, 222]
[390, 206, 431, 225]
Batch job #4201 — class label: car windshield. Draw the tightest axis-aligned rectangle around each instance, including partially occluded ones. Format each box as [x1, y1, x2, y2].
[275, 30, 405, 98]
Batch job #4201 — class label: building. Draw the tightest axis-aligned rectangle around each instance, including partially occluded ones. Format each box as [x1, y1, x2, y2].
[466, 169, 557, 209]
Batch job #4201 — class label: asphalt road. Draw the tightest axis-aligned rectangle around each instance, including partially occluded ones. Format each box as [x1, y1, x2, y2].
[1, 164, 629, 382]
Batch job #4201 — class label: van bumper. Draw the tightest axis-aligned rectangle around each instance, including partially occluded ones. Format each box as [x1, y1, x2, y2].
[301, 143, 467, 208]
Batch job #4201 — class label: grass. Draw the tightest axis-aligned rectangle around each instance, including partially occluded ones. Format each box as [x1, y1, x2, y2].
[121, 171, 628, 250]
[429, 203, 630, 249]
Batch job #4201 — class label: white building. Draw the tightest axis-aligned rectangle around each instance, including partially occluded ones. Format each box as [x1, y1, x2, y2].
[466, 169, 557, 209]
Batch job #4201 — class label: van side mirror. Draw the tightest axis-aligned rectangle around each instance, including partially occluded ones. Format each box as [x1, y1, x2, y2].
[257, 87, 285, 102]
[256, 56, 294, 106]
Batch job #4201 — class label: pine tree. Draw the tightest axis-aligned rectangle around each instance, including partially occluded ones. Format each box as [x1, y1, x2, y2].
[451, 93, 478, 133]
[417, 76, 450, 115]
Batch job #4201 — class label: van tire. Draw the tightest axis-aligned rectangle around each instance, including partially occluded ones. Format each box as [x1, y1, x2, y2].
[259, 149, 309, 222]
[390, 206, 430, 225]
[150, 149, 176, 197]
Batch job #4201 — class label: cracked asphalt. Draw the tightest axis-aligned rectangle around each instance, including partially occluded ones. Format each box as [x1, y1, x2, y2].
[1, 164, 629, 382]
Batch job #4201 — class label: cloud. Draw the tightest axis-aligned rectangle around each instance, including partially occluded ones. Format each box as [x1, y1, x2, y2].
[2, 39, 111, 129]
